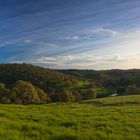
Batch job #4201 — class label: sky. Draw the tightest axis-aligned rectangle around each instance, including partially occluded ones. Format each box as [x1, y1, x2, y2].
[0, 0, 140, 69]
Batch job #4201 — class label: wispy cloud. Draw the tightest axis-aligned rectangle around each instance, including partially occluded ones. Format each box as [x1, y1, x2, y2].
[0, 0, 140, 69]
[33, 52, 139, 69]
[91, 28, 121, 37]
[7, 27, 140, 69]
[58, 35, 80, 40]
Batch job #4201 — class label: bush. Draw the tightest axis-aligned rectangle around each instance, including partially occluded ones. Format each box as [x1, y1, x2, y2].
[0, 83, 11, 103]
[8, 80, 52, 104]
[82, 89, 96, 100]
[36, 87, 51, 103]
[73, 91, 82, 102]
[125, 84, 140, 95]
[60, 90, 75, 102]
[0, 83, 5, 90]
[12, 80, 41, 104]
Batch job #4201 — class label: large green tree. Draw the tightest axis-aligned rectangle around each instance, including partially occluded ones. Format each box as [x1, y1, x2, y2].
[11, 80, 41, 104]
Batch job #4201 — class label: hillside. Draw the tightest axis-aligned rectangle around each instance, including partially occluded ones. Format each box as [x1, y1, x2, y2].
[0, 64, 79, 92]
[1, 64, 140, 92]
[81, 94, 140, 106]
[0, 64, 95, 104]
[60, 69, 140, 97]
[0, 95, 140, 140]
[0, 64, 139, 104]
[60, 69, 140, 87]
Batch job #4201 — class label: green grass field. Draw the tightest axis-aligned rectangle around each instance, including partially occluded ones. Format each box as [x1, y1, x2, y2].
[0, 95, 140, 140]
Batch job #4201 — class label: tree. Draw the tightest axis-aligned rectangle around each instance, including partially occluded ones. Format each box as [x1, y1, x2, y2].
[73, 91, 82, 102]
[0, 83, 5, 90]
[60, 90, 75, 102]
[10, 88, 22, 104]
[36, 87, 51, 103]
[49, 91, 60, 102]
[0, 83, 11, 103]
[82, 89, 96, 100]
[116, 87, 125, 95]
[13, 80, 41, 104]
[125, 84, 140, 95]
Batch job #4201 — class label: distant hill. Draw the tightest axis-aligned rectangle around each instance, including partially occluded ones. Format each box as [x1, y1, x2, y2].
[0, 64, 96, 104]
[0, 64, 139, 102]
[0, 64, 79, 92]
[59, 69, 140, 87]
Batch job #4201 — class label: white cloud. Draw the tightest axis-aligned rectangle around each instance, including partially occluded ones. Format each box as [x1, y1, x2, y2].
[7, 27, 140, 70]
[71, 36, 80, 40]
[37, 56, 57, 62]
[34, 53, 135, 69]
[58, 35, 80, 40]
[91, 28, 121, 37]
[24, 39, 33, 43]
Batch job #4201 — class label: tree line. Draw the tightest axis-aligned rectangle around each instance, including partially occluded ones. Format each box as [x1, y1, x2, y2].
[0, 80, 96, 104]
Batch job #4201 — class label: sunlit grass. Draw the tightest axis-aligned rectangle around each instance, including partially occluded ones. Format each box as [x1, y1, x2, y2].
[0, 95, 140, 140]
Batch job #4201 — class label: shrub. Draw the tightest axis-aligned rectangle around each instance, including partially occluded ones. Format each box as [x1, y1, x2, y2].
[0, 83, 11, 103]
[60, 90, 75, 102]
[82, 89, 96, 100]
[125, 84, 140, 95]
[73, 91, 82, 102]
[11, 80, 41, 104]
[36, 87, 51, 103]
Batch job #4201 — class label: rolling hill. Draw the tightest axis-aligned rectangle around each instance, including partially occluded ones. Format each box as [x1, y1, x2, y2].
[0, 64, 139, 104]
[59, 69, 140, 87]
[0, 64, 79, 92]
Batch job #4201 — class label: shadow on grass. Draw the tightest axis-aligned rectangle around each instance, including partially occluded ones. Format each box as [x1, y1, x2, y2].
[80, 100, 140, 107]
[80, 100, 105, 107]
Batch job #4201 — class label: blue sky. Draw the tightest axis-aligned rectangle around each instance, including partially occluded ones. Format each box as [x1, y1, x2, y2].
[0, 0, 140, 69]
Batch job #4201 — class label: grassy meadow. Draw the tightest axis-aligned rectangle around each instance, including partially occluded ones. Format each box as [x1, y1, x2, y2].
[0, 95, 140, 140]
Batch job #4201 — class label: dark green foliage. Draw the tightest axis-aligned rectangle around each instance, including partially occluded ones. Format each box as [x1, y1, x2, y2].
[116, 87, 126, 95]
[0, 80, 79, 104]
[0, 83, 11, 103]
[0, 83, 5, 90]
[0, 80, 51, 104]
[0, 64, 139, 102]
[60, 90, 75, 102]
[47, 90, 76, 103]
[124, 84, 140, 95]
[49, 92, 61, 102]
[0, 64, 78, 93]
[36, 87, 51, 103]
[0, 64, 99, 103]
[60, 69, 140, 88]
[12, 80, 41, 104]
[60, 69, 140, 97]
[82, 89, 96, 100]
[73, 91, 82, 102]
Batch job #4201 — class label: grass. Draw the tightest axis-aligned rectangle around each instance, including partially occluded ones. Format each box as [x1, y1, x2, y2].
[91, 87, 113, 98]
[81, 95, 140, 106]
[73, 81, 89, 89]
[0, 95, 140, 140]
